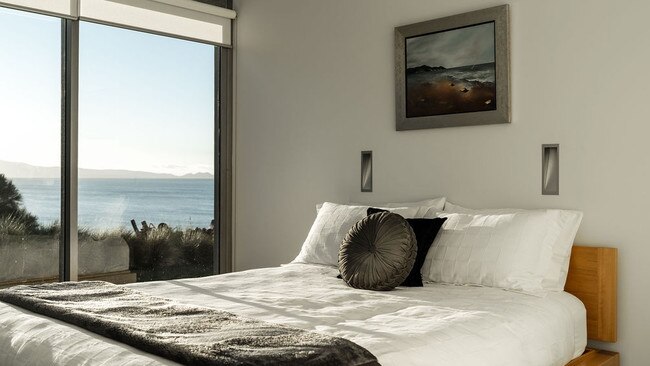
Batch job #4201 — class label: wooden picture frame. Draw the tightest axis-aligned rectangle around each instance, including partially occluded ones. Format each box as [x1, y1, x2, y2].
[395, 5, 510, 130]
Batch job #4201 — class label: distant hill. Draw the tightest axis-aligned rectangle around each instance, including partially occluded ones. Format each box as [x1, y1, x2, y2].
[0, 160, 213, 179]
[180, 172, 214, 179]
[406, 65, 446, 75]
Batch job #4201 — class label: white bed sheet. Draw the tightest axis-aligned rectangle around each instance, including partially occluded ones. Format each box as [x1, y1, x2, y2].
[0, 264, 586, 366]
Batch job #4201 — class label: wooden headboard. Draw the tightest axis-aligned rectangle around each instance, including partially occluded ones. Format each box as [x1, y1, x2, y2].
[564, 245, 618, 342]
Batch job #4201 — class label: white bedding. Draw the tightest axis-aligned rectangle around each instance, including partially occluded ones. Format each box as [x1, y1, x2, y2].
[0, 264, 586, 366]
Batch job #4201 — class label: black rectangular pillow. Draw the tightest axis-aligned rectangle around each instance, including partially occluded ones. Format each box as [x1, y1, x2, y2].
[367, 207, 447, 287]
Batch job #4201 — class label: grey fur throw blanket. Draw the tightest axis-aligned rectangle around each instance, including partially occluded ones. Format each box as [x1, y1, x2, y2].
[0, 281, 379, 366]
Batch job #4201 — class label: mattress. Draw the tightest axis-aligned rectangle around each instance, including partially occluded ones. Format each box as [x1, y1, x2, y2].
[0, 264, 586, 366]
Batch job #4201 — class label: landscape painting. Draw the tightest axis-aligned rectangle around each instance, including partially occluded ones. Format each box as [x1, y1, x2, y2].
[405, 22, 496, 118]
[395, 5, 510, 130]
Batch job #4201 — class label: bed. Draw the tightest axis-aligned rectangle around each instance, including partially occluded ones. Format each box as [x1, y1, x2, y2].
[0, 245, 616, 366]
[0, 200, 618, 365]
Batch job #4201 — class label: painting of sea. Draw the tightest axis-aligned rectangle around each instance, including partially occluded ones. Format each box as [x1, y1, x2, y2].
[405, 22, 496, 118]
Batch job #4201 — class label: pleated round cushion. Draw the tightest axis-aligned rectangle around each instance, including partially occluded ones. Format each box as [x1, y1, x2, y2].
[339, 212, 417, 291]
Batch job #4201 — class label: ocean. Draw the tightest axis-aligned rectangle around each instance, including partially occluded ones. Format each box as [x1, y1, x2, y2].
[406, 62, 496, 86]
[11, 179, 214, 230]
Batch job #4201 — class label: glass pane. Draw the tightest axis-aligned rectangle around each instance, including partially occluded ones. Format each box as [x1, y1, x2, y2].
[78, 22, 215, 283]
[0, 7, 62, 287]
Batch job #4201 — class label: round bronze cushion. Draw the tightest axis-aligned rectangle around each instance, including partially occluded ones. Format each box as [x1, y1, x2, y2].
[339, 212, 417, 291]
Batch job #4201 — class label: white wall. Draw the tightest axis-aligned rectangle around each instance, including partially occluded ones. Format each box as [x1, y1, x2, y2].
[233, 0, 650, 363]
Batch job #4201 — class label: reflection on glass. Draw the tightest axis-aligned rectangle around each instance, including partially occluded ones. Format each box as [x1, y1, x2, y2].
[79, 22, 215, 282]
[0, 7, 61, 287]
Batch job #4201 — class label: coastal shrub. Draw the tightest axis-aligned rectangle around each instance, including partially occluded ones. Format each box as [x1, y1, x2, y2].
[78, 227, 127, 241]
[180, 229, 213, 267]
[123, 226, 213, 270]
[0, 174, 39, 233]
[0, 215, 28, 236]
[123, 227, 182, 270]
[35, 221, 60, 236]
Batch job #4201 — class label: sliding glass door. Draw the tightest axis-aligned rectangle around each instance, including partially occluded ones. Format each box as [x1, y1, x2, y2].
[0, 3, 228, 286]
[0, 8, 62, 286]
[78, 22, 217, 282]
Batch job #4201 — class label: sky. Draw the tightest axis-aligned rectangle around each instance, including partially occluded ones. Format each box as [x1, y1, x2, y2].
[0, 7, 215, 176]
[406, 22, 495, 69]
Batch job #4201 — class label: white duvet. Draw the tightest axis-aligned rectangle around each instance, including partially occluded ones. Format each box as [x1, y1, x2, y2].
[0, 264, 586, 366]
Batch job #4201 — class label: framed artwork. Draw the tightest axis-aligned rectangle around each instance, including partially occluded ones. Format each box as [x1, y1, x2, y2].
[395, 5, 510, 130]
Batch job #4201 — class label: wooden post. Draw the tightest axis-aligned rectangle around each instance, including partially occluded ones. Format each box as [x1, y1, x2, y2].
[141, 221, 149, 235]
[130, 219, 139, 235]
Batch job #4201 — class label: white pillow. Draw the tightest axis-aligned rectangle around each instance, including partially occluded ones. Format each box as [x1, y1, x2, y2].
[339, 197, 446, 218]
[422, 210, 572, 295]
[294, 202, 419, 266]
[382, 197, 446, 218]
[443, 202, 583, 291]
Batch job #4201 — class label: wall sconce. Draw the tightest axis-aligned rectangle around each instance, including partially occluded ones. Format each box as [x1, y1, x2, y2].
[542, 144, 559, 195]
[361, 151, 372, 192]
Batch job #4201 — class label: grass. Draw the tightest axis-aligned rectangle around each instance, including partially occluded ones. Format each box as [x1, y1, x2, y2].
[1, 219, 213, 273]
[0, 215, 29, 236]
[0, 215, 60, 237]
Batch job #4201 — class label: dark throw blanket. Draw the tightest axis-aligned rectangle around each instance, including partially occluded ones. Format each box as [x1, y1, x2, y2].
[0, 281, 379, 366]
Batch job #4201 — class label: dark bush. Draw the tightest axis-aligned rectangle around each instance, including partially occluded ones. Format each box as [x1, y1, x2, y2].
[0, 174, 39, 234]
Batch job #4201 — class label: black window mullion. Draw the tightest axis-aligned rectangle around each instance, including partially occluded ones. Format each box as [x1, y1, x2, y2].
[60, 18, 79, 282]
[217, 47, 233, 274]
[213, 46, 221, 275]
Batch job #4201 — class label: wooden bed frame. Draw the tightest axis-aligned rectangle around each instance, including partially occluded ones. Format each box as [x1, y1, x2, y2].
[564, 245, 618, 366]
[565, 246, 617, 342]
